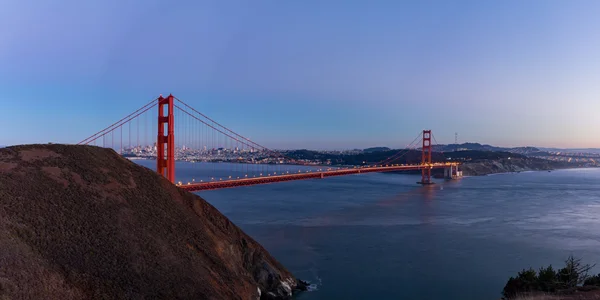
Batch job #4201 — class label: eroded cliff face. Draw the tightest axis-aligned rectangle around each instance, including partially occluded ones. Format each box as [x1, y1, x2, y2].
[0, 144, 306, 300]
[460, 158, 556, 176]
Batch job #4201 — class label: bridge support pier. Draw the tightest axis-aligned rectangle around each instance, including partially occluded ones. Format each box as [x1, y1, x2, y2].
[444, 165, 463, 180]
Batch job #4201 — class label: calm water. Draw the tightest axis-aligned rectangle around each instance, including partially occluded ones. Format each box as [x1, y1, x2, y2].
[136, 160, 600, 300]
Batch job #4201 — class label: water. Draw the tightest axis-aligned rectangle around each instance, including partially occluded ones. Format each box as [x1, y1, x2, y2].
[136, 160, 600, 299]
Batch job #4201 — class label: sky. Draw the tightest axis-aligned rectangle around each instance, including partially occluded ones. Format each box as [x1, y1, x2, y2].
[1, 0, 600, 149]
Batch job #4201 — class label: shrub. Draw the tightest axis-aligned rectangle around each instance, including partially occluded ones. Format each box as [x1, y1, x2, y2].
[502, 268, 538, 299]
[584, 274, 600, 286]
[502, 256, 595, 299]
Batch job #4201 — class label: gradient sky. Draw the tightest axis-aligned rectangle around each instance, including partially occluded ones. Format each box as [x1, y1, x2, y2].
[2, 0, 600, 149]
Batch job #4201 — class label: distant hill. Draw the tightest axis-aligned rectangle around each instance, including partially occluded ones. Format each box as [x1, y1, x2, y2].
[444, 150, 526, 160]
[538, 147, 600, 154]
[363, 147, 391, 153]
[0, 144, 306, 299]
[433, 143, 541, 155]
[433, 143, 600, 155]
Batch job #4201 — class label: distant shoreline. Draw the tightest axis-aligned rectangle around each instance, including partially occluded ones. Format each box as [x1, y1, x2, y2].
[460, 160, 596, 177]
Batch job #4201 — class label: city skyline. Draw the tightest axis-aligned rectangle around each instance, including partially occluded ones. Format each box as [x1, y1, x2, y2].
[2, 1, 600, 149]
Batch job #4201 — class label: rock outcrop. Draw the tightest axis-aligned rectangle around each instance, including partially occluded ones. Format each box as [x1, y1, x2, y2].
[460, 158, 562, 176]
[0, 144, 306, 299]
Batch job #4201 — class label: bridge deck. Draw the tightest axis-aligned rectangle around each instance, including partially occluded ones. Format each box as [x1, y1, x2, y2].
[179, 163, 457, 191]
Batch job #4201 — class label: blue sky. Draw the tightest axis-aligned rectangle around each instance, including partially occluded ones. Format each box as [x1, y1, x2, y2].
[1, 0, 600, 149]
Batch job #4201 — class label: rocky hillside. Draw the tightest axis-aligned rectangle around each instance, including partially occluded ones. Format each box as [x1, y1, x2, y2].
[460, 157, 569, 176]
[0, 144, 306, 299]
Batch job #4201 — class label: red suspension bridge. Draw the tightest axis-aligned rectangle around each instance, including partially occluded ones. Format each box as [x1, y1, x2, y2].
[79, 94, 460, 191]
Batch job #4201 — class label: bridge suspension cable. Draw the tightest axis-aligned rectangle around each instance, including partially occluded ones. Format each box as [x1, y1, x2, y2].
[174, 97, 272, 152]
[79, 94, 453, 189]
[431, 133, 440, 150]
[375, 131, 423, 166]
[174, 96, 309, 166]
[174, 104, 261, 149]
[78, 98, 158, 145]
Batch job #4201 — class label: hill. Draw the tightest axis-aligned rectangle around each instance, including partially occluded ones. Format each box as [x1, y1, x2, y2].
[363, 147, 391, 153]
[433, 143, 541, 155]
[444, 150, 525, 160]
[538, 147, 600, 154]
[0, 144, 306, 299]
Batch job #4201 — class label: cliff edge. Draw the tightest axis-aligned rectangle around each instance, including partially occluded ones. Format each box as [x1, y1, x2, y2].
[0, 144, 306, 299]
[460, 158, 567, 176]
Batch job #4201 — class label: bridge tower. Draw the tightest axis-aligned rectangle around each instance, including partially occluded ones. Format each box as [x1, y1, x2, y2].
[157, 94, 175, 183]
[419, 129, 433, 185]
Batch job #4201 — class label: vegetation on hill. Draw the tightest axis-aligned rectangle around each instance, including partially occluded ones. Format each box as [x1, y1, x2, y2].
[433, 143, 542, 154]
[0, 144, 306, 300]
[286, 148, 557, 164]
[284, 149, 445, 165]
[502, 256, 600, 299]
[444, 150, 525, 161]
[363, 147, 391, 153]
[284, 148, 577, 176]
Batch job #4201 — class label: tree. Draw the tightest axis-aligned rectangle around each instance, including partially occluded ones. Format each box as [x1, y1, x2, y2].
[584, 274, 600, 286]
[502, 256, 595, 299]
[502, 268, 538, 299]
[537, 265, 558, 292]
[502, 276, 525, 299]
[557, 255, 595, 289]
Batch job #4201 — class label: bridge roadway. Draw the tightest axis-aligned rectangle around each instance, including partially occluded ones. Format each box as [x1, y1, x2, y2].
[178, 162, 458, 191]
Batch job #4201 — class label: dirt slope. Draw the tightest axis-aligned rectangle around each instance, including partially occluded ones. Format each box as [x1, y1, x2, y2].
[0, 144, 305, 300]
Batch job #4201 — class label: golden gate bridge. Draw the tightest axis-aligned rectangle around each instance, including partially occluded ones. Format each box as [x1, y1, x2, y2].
[78, 94, 460, 191]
